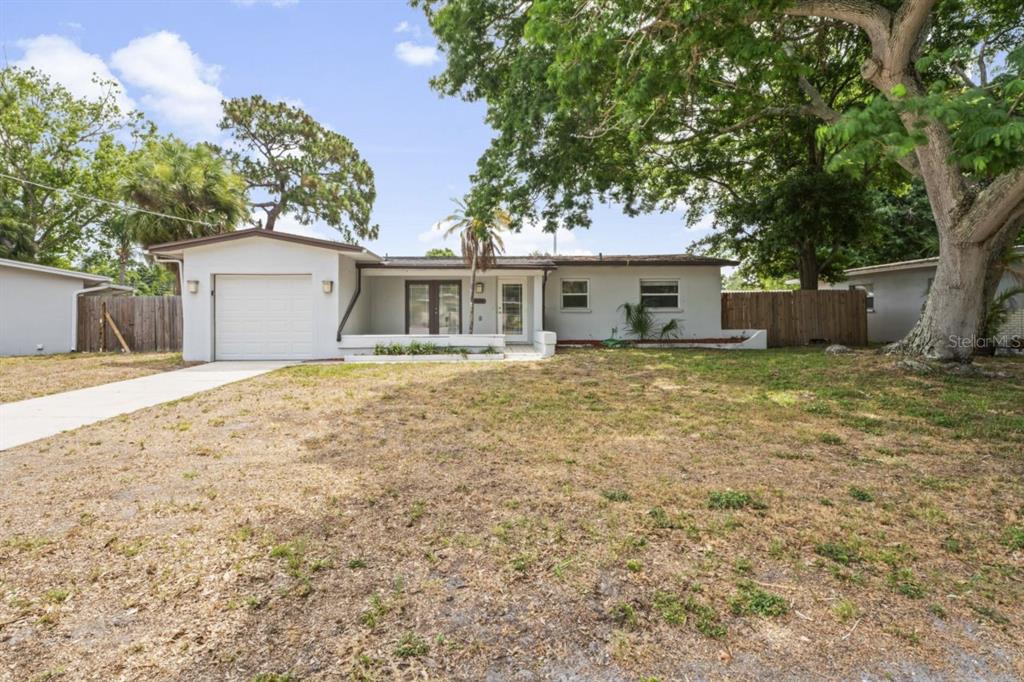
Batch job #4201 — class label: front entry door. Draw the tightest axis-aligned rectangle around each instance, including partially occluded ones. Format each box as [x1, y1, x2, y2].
[498, 278, 528, 342]
[406, 281, 462, 334]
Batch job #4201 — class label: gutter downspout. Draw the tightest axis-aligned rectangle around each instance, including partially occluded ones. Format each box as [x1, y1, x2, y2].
[152, 254, 184, 294]
[336, 264, 363, 341]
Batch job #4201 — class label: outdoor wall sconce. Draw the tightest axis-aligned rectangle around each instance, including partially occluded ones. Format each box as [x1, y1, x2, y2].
[322, 279, 334, 294]
[475, 282, 485, 294]
[186, 280, 199, 294]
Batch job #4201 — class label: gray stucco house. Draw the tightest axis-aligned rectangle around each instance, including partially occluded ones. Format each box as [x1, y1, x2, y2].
[0, 257, 131, 356]
[824, 249, 1024, 344]
[148, 229, 766, 361]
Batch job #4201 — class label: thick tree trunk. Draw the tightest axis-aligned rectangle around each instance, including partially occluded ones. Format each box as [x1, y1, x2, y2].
[798, 243, 820, 290]
[894, 237, 994, 361]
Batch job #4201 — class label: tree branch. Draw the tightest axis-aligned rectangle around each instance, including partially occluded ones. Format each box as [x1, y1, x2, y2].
[783, 0, 891, 55]
[960, 168, 1024, 243]
[888, 0, 937, 71]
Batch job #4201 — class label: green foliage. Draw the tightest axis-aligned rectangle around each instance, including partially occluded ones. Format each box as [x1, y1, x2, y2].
[77, 249, 176, 295]
[888, 568, 926, 598]
[729, 581, 788, 617]
[0, 66, 141, 264]
[610, 602, 639, 628]
[618, 301, 679, 341]
[815, 541, 861, 566]
[425, 247, 456, 257]
[848, 486, 875, 502]
[373, 342, 472, 356]
[699, 169, 878, 287]
[1002, 525, 1024, 551]
[219, 95, 377, 241]
[125, 137, 248, 247]
[708, 490, 762, 510]
[394, 632, 430, 658]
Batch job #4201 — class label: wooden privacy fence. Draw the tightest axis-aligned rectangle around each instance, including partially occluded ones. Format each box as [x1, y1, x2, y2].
[77, 295, 182, 353]
[722, 289, 868, 347]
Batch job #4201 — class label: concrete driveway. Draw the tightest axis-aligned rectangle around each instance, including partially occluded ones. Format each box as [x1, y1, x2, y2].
[0, 361, 294, 450]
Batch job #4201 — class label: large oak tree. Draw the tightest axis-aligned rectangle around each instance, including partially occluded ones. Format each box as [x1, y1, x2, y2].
[419, 0, 1024, 360]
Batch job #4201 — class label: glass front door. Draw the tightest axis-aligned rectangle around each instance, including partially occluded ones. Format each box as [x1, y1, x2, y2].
[406, 281, 462, 334]
[498, 279, 527, 341]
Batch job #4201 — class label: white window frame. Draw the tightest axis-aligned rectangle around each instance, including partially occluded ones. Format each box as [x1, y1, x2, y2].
[849, 283, 875, 313]
[560, 278, 591, 312]
[639, 278, 681, 310]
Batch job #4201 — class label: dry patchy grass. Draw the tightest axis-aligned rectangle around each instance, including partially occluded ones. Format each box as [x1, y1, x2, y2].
[0, 352, 188, 403]
[0, 349, 1022, 680]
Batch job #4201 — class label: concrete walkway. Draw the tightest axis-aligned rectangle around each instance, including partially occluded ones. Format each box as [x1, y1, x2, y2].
[0, 361, 293, 451]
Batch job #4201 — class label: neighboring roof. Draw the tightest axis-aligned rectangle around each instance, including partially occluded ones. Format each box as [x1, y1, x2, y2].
[362, 253, 736, 269]
[551, 253, 738, 267]
[362, 256, 556, 270]
[0, 257, 111, 284]
[80, 283, 135, 295]
[147, 228, 380, 259]
[843, 245, 1024, 278]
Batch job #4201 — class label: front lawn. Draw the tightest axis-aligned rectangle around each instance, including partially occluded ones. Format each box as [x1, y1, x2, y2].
[0, 352, 188, 403]
[0, 349, 1021, 679]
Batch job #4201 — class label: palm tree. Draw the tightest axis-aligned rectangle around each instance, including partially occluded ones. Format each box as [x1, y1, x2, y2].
[443, 199, 508, 334]
[123, 138, 248, 291]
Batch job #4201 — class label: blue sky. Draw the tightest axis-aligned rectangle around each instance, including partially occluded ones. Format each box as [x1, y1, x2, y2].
[2, 0, 712, 256]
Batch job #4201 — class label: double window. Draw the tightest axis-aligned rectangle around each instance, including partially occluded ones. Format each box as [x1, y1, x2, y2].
[640, 279, 679, 309]
[406, 280, 461, 334]
[560, 279, 590, 310]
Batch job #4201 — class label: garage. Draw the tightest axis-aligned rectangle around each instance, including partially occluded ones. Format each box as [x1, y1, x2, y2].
[214, 274, 314, 360]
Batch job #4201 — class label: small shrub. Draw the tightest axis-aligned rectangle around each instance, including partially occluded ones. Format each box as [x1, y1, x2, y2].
[1001, 525, 1024, 551]
[347, 559, 368, 569]
[44, 588, 70, 604]
[647, 507, 677, 529]
[815, 541, 860, 566]
[928, 603, 947, 619]
[652, 591, 687, 625]
[602, 489, 631, 502]
[729, 581, 788, 617]
[708, 490, 764, 510]
[888, 568, 926, 599]
[819, 433, 844, 445]
[833, 598, 857, 622]
[361, 594, 390, 629]
[610, 602, 639, 629]
[848, 486, 874, 502]
[394, 632, 430, 658]
[625, 559, 642, 572]
[941, 536, 964, 554]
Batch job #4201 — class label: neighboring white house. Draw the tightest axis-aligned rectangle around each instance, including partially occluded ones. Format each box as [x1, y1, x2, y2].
[821, 249, 1024, 344]
[0, 257, 131, 356]
[148, 229, 764, 362]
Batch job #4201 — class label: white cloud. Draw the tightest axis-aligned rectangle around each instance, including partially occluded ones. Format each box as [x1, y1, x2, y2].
[418, 221, 592, 256]
[110, 31, 224, 138]
[394, 21, 422, 37]
[13, 35, 135, 112]
[395, 41, 439, 67]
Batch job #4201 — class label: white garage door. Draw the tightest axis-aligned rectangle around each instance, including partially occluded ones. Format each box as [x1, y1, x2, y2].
[215, 275, 314, 360]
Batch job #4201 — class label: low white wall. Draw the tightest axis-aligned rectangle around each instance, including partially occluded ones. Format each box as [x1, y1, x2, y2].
[534, 330, 557, 357]
[0, 267, 90, 356]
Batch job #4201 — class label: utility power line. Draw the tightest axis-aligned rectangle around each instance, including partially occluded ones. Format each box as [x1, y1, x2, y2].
[0, 171, 219, 228]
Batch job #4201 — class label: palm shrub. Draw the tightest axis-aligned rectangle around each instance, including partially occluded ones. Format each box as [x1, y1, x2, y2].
[619, 301, 680, 341]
